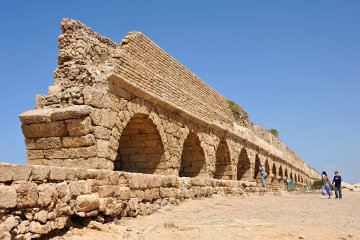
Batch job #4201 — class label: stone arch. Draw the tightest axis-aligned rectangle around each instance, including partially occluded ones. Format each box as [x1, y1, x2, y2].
[253, 154, 261, 180]
[284, 168, 288, 178]
[215, 139, 232, 180]
[237, 148, 251, 181]
[294, 173, 297, 182]
[290, 172, 293, 180]
[115, 113, 165, 174]
[179, 131, 206, 178]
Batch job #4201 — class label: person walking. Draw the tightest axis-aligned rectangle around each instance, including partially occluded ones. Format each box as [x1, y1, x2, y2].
[321, 171, 332, 199]
[259, 163, 266, 188]
[332, 171, 342, 199]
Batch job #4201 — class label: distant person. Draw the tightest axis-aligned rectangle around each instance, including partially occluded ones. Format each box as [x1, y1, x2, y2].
[259, 163, 266, 188]
[321, 171, 332, 199]
[332, 171, 342, 199]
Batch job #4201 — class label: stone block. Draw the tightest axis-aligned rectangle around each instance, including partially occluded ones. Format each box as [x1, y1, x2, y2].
[62, 134, 95, 148]
[19, 108, 53, 124]
[21, 121, 68, 138]
[83, 86, 104, 108]
[118, 187, 132, 200]
[75, 194, 99, 212]
[38, 184, 55, 207]
[31, 166, 50, 181]
[98, 185, 120, 198]
[0, 163, 13, 182]
[49, 167, 66, 180]
[68, 146, 97, 158]
[97, 139, 110, 158]
[65, 117, 92, 136]
[25, 138, 36, 149]
[69, 180, 91, 196]
[12, 164, 31, 181]
[16, 181, 39, 208]
[27, 150, 45, 160]
[93, 126, 112, 139]
[44, 149, 69, 159]
[35, 137, 62, 149]
[51, 105, 91, 121]
[0, 185, 17, 208]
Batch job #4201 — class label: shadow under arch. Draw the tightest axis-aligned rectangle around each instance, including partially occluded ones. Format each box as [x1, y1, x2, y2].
[237, 148, 251, 181]
[115, 113, 165, 174]
[215, 139, 232, 180]
[179, 131, 206, 178]
[278, 165, 283, 178]
[253, 155, 261, 180]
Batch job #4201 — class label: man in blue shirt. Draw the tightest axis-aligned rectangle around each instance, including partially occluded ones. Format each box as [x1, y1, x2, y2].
[259, 163, 266, 188]
[332, 171, 342, 199]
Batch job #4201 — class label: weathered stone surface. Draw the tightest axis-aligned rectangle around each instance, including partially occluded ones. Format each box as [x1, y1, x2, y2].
[12, 164, 32, 181]
[16, 181, 39, 208]
[75, 194, 99, 212]
[35, 137, 62, 149]
[0, 163, 13, 182]
[51, 105, 91, 121]
[30, 166, 50, 181]
[19, 108, 53, 124]
[0, 185, 17, 208]
[62, 134, 95, 148]
[22, 121, 68, 138]
[65, 117, 92, 136]
[38, 184, 55, 207]
[49, 167, 66, 180]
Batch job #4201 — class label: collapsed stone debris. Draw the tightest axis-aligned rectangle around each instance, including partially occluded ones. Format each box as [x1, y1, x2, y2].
[0, 18, 320, 239]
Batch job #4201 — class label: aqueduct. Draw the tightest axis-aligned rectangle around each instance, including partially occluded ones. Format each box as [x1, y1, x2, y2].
[18, 18, 320, 187]
[0, 19, 321, 238]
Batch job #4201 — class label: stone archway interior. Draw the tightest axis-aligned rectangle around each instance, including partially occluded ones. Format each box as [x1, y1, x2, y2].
[265, 160, 270, 176]
[272, 164, 277, 176]
[237, 148, 251, 181]
[285, 168, 288, 178]
[254, 155, 261, 180]
[179, 132, 206, 178]
[115, 113, 165, 174]
[215, 140, 232, 180]
[279, 166, 283, 177]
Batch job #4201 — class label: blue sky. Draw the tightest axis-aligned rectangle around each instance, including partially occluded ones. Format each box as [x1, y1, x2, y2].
[1, 1, 359, 183]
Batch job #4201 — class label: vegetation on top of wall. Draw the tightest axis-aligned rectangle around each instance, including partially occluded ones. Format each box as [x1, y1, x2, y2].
[269, 128, 279, 138]
[227, 100, 249, 120]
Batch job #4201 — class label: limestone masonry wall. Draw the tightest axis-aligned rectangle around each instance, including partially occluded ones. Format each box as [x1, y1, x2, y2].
[0, 163, 260, 239]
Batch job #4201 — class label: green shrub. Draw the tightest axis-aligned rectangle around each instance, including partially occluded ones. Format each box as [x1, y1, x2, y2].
[312, 180, 323, 190]
[269, 129, 279, 138]
[227, 100, 249, 120]
[312, 180, 335, 191]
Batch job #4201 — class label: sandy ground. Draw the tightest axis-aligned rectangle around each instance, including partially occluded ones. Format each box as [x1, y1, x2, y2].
[56, 190, 360, 240]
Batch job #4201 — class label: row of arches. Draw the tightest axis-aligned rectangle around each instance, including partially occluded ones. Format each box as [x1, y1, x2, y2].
[114, 113, 308, 183]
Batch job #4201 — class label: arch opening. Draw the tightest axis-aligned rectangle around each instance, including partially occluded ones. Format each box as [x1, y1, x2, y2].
[237, 148, 251, 181]
[179, 132, 206, 178]
[253, 155, 261, 180]
[215, 139, 232, 180]
[272, 163, 277, 176]
[115, 113, 165, 174]
[279, 166, 283, 178]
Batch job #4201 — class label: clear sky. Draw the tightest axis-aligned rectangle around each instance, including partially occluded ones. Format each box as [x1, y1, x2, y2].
[1, 1, 359, 184]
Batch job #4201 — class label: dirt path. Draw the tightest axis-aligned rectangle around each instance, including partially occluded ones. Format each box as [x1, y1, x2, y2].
[57, 191, 360, 240]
